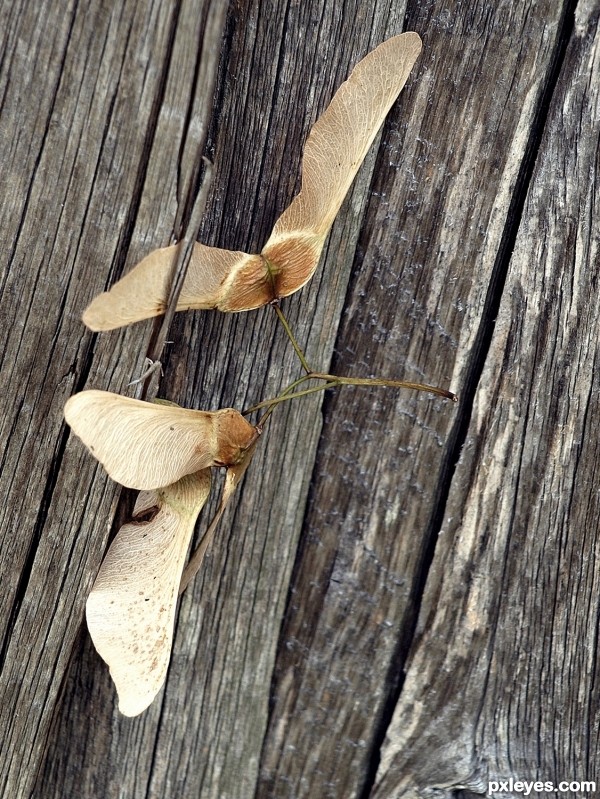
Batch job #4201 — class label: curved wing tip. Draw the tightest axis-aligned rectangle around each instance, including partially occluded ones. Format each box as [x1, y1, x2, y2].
[64, 388, 99, 414]
[82, 297, 112, 331]
[118, 692, 157, 717]
[405, 30, 422, 45]
[63, 392, 86, 424]
[83, 295, 164, 331]
[385, 31, 422, 59]
[397, 31, 423, 57]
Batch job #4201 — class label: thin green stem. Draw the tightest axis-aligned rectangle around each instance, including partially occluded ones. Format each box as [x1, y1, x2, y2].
[243, 371, 457, 425]
[310, 372, 458, 402]
[254, 381, 341, 416]
[243, 374, 312, 418]
[272, 304, 312, 373]
[242, 375, 310, 430]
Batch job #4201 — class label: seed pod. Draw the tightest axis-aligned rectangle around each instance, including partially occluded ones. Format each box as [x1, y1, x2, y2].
[82, 33, 422, 330]
[64, 390, 257, 489]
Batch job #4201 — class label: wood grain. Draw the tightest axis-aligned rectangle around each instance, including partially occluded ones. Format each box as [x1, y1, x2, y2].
[375, 3, 600, 795]
[257, 0, 584, 796]
[0, 0, 197, 794]
[0, 0, 595, 797]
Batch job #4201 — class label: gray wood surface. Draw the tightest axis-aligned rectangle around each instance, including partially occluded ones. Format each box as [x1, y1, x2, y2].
[0, 0, 597, 798]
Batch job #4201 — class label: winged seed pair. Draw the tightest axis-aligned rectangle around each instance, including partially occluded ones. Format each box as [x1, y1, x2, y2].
[65, 32, 456, 716]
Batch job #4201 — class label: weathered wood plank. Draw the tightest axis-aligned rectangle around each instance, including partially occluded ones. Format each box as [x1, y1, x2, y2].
[0, 0, 593, 797]
[374, 2, 600, 796]
[256, 1, 579, 796]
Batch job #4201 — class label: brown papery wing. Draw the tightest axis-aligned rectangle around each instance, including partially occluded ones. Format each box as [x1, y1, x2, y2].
[81, 34, 421, 328]
[82, 243, 266, 331]
[262, 32, 422, 298]
[64, 390, 255, 490]
[86, 470, 211, 716]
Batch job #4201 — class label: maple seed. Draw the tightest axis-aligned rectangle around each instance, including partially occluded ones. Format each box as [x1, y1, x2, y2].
[70, 33, 459, 720]
[82, 32, 423, 330]
[64, 390, 257, 490]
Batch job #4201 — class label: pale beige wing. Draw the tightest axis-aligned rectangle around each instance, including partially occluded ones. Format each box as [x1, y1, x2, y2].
[262, 32, 422, 297]
[64, 390, 256, 490]
[86, 471, 211, 716]
[82, 243, 267, 331]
